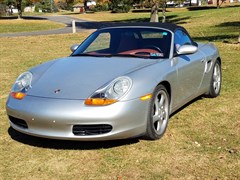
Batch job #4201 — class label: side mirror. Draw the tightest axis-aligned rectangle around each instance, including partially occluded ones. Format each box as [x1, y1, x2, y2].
[177, 45, 197, 55]
[70, 44, 79, 52]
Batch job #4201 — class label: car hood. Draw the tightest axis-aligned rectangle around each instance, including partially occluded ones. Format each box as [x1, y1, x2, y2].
[28, 56, 157, 99]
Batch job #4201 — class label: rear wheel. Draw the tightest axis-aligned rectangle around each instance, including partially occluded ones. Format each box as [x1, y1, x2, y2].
[145, 85, 170, 140]
[207, 60, 222, 98]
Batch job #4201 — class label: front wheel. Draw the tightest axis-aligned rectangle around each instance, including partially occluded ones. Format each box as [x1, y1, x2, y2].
[145, 85, 170, 140]
[207, 60, 222, 98]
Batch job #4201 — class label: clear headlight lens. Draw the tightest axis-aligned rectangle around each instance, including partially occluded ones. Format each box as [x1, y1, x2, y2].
[85, 76, 132, 106]
[11, 71, 32, 100]
[105, 78, 132, 99]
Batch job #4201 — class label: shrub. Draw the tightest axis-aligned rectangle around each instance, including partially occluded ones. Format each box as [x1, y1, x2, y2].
[34, 0, 58, 12]
[93, 2, 109, 12]
[109, 0, 132, 13]
[56, 0, 73, 11]
[34, 2, 42, 12]
[0, 4, 6, 17]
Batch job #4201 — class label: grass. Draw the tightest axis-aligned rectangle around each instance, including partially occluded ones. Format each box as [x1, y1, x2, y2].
[72, 6, 240, 43]
[0, 6, 240, 179]
[0, 19, 65, 34]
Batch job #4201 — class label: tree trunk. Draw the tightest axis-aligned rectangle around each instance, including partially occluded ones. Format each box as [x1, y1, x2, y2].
[217, 0, 220, 8]
[16, 0, 22, 19]
[162, 1, 167, 23]
[84, 0, 88, 11]
[150, 2, 159, 22]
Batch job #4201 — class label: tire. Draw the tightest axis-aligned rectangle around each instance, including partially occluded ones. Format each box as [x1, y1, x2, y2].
[207, 60, 222, 98]
[145, 84, 170, 140]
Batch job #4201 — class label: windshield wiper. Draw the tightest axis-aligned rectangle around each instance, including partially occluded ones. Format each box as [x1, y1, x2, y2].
[71, 53, 112, 57]
[71, 53, 163, 59]
[112, 53, 163, 59]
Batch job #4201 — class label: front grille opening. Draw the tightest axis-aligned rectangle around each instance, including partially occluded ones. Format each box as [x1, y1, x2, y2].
[9, 116, 28, 129]
[72, 124, 112, 136]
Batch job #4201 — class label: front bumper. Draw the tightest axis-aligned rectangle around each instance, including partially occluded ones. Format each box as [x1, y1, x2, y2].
[6, 95, 150, 141]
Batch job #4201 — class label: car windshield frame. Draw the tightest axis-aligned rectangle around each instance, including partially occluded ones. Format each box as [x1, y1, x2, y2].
[71, 27, 172, 59]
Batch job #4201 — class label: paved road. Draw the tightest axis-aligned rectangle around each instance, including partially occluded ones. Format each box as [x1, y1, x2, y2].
[0, 15, 95, 37]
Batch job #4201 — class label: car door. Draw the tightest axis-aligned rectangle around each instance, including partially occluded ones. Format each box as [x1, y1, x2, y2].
[173, 29, 205, 106]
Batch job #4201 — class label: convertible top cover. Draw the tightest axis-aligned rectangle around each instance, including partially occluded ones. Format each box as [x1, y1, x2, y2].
[98, 22, 186, 33]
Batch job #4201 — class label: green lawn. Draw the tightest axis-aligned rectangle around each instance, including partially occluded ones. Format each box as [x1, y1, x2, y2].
[0, 6, 239, 179]
[0, 19, 64, 34]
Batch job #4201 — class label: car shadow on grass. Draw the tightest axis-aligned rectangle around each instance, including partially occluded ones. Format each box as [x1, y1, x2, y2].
[8, 127, 140, 150]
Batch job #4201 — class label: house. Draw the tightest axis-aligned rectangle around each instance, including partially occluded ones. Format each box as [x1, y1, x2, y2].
[24, 6, 35, 13]
[87, 0, 97, 7]
[73, 3, 85, 13]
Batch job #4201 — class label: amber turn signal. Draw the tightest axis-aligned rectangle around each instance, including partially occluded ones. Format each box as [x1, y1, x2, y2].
[85, 98, 118, 106]
[11, 92, 26, 100]
[140, 94, 152, 101]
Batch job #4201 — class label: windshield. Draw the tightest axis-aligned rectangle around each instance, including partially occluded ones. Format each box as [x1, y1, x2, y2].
[71, 28, 172, 59]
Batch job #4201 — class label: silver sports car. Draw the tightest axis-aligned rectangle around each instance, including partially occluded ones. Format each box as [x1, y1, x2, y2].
[6, 23, 222, 141]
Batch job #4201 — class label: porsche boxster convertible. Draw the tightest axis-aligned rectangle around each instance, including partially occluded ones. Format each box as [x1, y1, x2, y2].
[6, 23, 222, 141]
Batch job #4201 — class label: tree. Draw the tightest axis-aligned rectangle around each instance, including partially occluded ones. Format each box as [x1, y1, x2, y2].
[150, 1, 159, 22]
[3, 0, 14, 15]
[146, 0, 167, 23]
[109, 0, 133, 13]
[56, 0, 74, 10]
[216, 0, 225, 9]
[147, 0, 185, 23]
[3, 0, 48, 18]
[3, 0, 27, 18]
[16, 0, 22, 18]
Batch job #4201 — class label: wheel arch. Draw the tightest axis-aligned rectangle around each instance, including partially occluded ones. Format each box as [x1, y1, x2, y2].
[144, 81, 171, 140]
[216, 57, 221, 64]
[157, 81, 171, 100]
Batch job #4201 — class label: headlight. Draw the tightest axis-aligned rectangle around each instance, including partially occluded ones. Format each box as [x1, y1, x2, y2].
[85, 76, 132, 106]
[11, 71, 32, 100]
